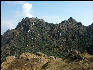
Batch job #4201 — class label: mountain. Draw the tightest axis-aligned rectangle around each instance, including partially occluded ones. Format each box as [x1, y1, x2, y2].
[1, 17, 93, 63]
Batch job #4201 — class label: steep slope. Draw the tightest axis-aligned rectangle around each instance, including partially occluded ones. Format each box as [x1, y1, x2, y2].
[1, 17, 93, 63]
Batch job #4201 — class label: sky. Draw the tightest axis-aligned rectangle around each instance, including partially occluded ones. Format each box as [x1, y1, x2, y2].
[1, 1, 93, 35]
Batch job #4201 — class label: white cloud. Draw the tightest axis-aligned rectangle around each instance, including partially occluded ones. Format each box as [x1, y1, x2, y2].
[2, 20, 16, 29]
[1, 2, 33, 34]
[23, 3, 33, 18]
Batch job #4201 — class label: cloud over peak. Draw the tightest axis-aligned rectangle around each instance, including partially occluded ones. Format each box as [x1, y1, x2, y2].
[23, 3, 33, 18]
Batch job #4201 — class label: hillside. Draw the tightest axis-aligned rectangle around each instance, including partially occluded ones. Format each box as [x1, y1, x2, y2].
[1, 52, 93, 70]
[1, 17, 93, 63]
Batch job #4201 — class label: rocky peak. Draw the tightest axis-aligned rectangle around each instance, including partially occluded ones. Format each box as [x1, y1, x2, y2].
[68, 17, 77, 23]
[76, 22, 82, 26]
[60, 17, 77, 25]
[91, 23, 93, 26]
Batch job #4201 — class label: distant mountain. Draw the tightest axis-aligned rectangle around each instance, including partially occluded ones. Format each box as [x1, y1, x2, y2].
[1, 17, 93, 63]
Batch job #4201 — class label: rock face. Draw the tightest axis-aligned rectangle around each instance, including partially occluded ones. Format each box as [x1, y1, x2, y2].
[1, 17, 93, 63]
[1, 52, 93, 70]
